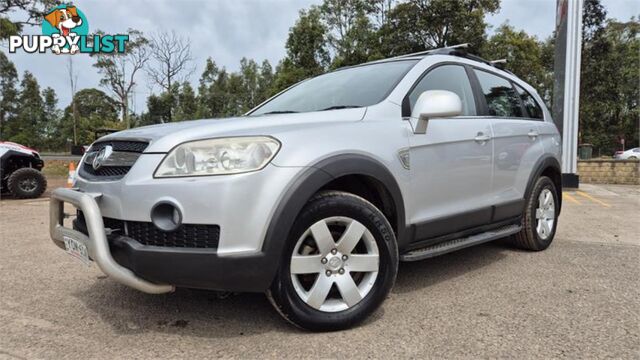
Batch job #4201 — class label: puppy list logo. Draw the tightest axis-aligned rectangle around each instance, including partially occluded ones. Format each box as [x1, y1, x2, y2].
[8, 5, 129, 55]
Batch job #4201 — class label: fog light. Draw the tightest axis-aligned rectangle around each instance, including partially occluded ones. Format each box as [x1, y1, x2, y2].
[150, 202, 182, 232]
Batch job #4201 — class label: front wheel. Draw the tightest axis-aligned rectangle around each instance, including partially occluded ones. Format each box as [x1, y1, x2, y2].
[267, 191, 398, 331]
[7, 168, 47, 199]
[513, 176, 559, 251]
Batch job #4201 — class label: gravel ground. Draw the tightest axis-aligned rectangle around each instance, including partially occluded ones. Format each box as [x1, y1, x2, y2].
[0, 183, 638, 359]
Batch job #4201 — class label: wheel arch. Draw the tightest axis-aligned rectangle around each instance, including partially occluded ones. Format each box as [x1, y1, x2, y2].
[525, 156, 562, 214]
[261, 154, 407, 286]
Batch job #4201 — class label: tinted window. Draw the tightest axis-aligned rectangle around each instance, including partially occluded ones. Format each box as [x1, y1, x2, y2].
[474, 70, 523, 117]
[515, 84, 544, 119]
[251, 60, 417, 115]
[409, 65, 476, 116]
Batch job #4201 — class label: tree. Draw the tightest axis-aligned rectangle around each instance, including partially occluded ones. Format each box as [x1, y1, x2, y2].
[481, 24, 546, 89]
[579, 18, 640, 154]
[0, 0, 57, 40]
[9, 71, 45, 147]
[274, 7, 330, 91]
[239, 57, 260, 111]
[59, 88, 121, 146]
[174, 82, 197, 121]
[195, 57, 219, 119]
[582, 0, 607, 42]
[146, 91, 174, 124]
[146, 30, 195, 121]
[0, 51, 18, 139]
[41, 86, 61, 150]
[256, 60, 275, 104]
[379, 0, 500, 56]
[320, 0, 378, 67]
[195, 58, 231, 119]
[93, 29, 150, 128]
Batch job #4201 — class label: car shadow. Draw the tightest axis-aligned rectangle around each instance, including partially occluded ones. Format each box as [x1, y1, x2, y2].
[72, 238, 515, 337]
[393, 239, 514, 294]
[73, 282, 295, 338]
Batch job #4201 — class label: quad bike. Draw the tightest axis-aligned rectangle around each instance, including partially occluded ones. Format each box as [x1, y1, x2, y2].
[0, 141, 47, 199]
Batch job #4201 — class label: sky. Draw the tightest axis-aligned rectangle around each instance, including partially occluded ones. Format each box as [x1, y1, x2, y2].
[6, 0, 639, 113]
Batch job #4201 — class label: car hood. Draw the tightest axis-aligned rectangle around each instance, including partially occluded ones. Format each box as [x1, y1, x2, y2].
[98, 108, 366, 153]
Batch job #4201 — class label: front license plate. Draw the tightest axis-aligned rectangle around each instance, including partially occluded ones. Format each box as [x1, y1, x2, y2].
[63, 236, 91, 265]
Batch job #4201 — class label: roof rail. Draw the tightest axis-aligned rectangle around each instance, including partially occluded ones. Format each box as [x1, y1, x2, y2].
[391, 44, 513, 73]
[490, 59, 507, 69]
[392, 43, 470, 59]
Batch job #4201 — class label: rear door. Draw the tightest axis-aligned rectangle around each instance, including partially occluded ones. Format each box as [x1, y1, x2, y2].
[471, 69, 544, 221]
[405, 64, 494, 241]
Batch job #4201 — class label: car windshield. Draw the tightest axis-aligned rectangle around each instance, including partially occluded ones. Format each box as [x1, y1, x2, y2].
[250, 60, 418, 115]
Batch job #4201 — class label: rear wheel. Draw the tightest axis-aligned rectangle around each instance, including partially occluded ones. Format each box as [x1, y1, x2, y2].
[267, 191, 398, 331]
[7, 168, 47, 199]
[513, 176, 558, 251]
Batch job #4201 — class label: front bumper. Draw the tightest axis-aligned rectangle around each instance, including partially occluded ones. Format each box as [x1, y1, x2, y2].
[50, 187, 283, 293]
[50, 188, 175, 294]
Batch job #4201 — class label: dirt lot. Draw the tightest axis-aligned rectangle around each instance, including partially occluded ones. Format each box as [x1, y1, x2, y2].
[0, 179, 638, 359]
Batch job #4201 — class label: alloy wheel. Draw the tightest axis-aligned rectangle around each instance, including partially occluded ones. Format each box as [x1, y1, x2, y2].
[290, 216, 379, 312]
[535, 188, 555, 240]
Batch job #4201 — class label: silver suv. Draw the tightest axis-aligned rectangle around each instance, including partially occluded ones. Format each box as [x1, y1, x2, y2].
[50, 47, 562, 331]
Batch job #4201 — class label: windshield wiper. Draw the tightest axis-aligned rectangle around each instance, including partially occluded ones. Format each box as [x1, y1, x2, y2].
[319, 105, 363, 111]
[261, 110, 299, 115]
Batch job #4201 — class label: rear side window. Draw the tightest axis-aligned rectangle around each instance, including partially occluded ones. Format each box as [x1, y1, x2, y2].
[408, 65, 476, 116]
[474, 70, 523, 118]
[514, 84, 544, 119]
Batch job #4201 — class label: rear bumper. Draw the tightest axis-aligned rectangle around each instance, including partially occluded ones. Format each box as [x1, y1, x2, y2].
[50, 187, 277, 293]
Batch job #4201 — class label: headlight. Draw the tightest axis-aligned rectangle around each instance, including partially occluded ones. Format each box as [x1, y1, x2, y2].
[154, 136, 280, 177]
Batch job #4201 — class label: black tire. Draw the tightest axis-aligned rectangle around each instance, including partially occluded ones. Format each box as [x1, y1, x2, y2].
[267, 191, 398, 331]
[7, 168, 47, 199]
[513, 176, 559, 251]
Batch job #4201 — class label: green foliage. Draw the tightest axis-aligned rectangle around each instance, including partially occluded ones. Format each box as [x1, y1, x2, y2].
[580, 18, 640, 153]
[61, 88, 119, 146]
[0, 51, 18, 138]
[481, 25, 544, 86]
[194, 57, 276, 118]
[379, 0, 500, 56]
[273, 7, 330, 91]
[7, 71, 45, 147]
[174, 82, 197, 121]
[320, 0, 378, 67]
[0, 0, 58, 40]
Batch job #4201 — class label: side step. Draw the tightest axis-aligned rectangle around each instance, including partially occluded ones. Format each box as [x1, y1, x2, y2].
[400, 224, 522, 262]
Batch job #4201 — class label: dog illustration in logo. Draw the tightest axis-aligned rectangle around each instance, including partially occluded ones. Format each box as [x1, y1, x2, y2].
[44, 6, 83, 54]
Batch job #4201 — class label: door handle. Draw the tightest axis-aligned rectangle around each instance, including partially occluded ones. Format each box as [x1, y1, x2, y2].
[528, 130, 539, 139]
[474, 133, 491, 143]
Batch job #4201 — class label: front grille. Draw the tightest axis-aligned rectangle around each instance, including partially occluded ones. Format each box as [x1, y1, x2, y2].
[91, 141, 149, 153]
[81, 165, 131, 177]
[75, 211, 220, 249]
[79, 140, 148, 181]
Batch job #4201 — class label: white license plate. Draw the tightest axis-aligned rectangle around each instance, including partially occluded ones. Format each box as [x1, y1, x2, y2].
[63, 236, 91, 266]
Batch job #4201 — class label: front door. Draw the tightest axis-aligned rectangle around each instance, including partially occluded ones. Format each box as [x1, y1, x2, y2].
[405, 64, 494, 241]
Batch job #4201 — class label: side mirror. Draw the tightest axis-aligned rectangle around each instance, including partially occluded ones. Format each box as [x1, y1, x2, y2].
[411, 90, 462, 134]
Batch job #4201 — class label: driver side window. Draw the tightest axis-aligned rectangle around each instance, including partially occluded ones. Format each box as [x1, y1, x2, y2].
[408, 65, 477, 116]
